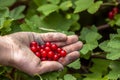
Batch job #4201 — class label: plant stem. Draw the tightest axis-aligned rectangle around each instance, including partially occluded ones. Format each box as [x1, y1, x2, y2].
[97, 24, 110, 30]
[101, 2, 120, 6]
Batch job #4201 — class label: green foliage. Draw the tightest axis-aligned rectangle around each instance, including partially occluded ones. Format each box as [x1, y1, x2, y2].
[60, 1, 72, 11]
[99, 30, 120, 60]
[67, 59, 81, 69]
[87, 1, 103, 14]
[83, 58, 110, 80]
[10, 5, 25, 20]
[64, 74, 76, 80]
[80, 26, 102, 54]
[74, 0, 94, 13]
[0, 0, 120, 80]
[107, 61, 120, 79]
[0, 0, 16, 7]
[37, 4, 59, 16]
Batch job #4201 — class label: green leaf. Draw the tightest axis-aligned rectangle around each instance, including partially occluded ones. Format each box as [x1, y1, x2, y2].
[80, 44, 90, 54]
[0, 17, 13, 29]
[83, 72, 102, 80]
[59, 68, 68, 78]
[107, 38, 120, 49]
[0, 0, 16, 7]
[60, 1, 72, 11]
[117, 29, 120, 34]
[108, 19, 116, 27]
[114, 14, 120, 26]
[0, 17, 13, 35]
[21, 15, 42, 32]
[74, 0, 94, 13]
[115, 17, 120, 26]
[69, 22, 81, 31]
[10, 5, 25, 20]
[80, 26, 98, 41]
[39, 12, 74, 31]
[109, 34, 120, 40]
[33, 0, 47, 6]
[9, 21, 21, 33]
[80, 41, 98, 54]
[67, 59, 81, 69]
[106, 50, 120, 60]
[87, 1, 103, 14]
[84, 59, 110, 80]
[99, 40, 111, 52]
[64, 74, 76, 80]
[0, 7, 9, 18]
[85, 31, 102, 43]
[37, 4, 59, 16]
[107, 61, 120, 79]
[20, 23, 32, 31]
[41, 71, 60, 80]
[48, 0, 60, 4]
[90, 58, 110, 73]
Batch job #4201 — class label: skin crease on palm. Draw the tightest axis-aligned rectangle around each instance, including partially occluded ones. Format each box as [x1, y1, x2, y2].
[0, 32, 83, 76]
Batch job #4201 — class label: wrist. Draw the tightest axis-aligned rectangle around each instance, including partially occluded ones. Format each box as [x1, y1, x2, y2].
[0, 36, 13, 65]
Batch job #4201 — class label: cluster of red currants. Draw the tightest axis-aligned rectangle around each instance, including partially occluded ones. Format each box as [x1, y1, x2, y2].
[30, 41, 67, 61]
[108, 7, 119, 20]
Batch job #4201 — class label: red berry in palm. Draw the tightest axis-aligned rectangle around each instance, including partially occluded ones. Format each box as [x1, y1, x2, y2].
[57, 48, 62, 53]
[30, 41, 67, 61]
[45, 42, 51, 47]
[47, 51, 54, 59]
[51, 44, 58, 50]
[36, 45, 41, 51]
[41, 44, 45, 49]
[53, 54, 59, 61]
[41, 57, 47, 61]
[108, 11, 114, 19]
[40, 48, 44, 53]
[60, 50, 67, 57]
[41, 50, 47, 58]
[30, 46, 37, 53]
[35, 52, 41, 58]
[30, 41, 38, 47]
[57, 53, 61, 58]
[44, 46, 51, 52]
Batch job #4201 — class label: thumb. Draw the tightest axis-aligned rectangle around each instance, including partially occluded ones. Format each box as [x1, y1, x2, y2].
[36, 61, 64, 75]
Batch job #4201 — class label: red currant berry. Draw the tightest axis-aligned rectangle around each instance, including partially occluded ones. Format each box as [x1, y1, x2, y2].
[108, 11, 114, 19]
[44, 46, 51, 52]
[47, 51, 54, 59]
[51, 44, 58, 50]
[35, 52, 41, 58]
[41, 44, 45, 49]
[53, 54, 59, 61]
[57, 48, 62, 53]
[41, 57, 47, 61]
[40, 48, 44, 53]
[60, 50, 67, 57]
[45, 42, 51, 47]
[30, 46, 37, 53]
[57, 53, 61, 58]
[36, 45, 41, 51]
[41, 50, 47, 58]
[30, 41, 38, 47]
[112, 7, 119, 14]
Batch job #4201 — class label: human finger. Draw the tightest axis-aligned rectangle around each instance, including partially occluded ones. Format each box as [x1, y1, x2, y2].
[58, 51, 80, 65]
[37, 32, 67, 42]
[52, 35, 78, 47]
[62, 41, 83, 53]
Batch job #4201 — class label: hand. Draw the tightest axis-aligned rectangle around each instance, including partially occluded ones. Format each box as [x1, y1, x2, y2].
[0, 32, 83, 75]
